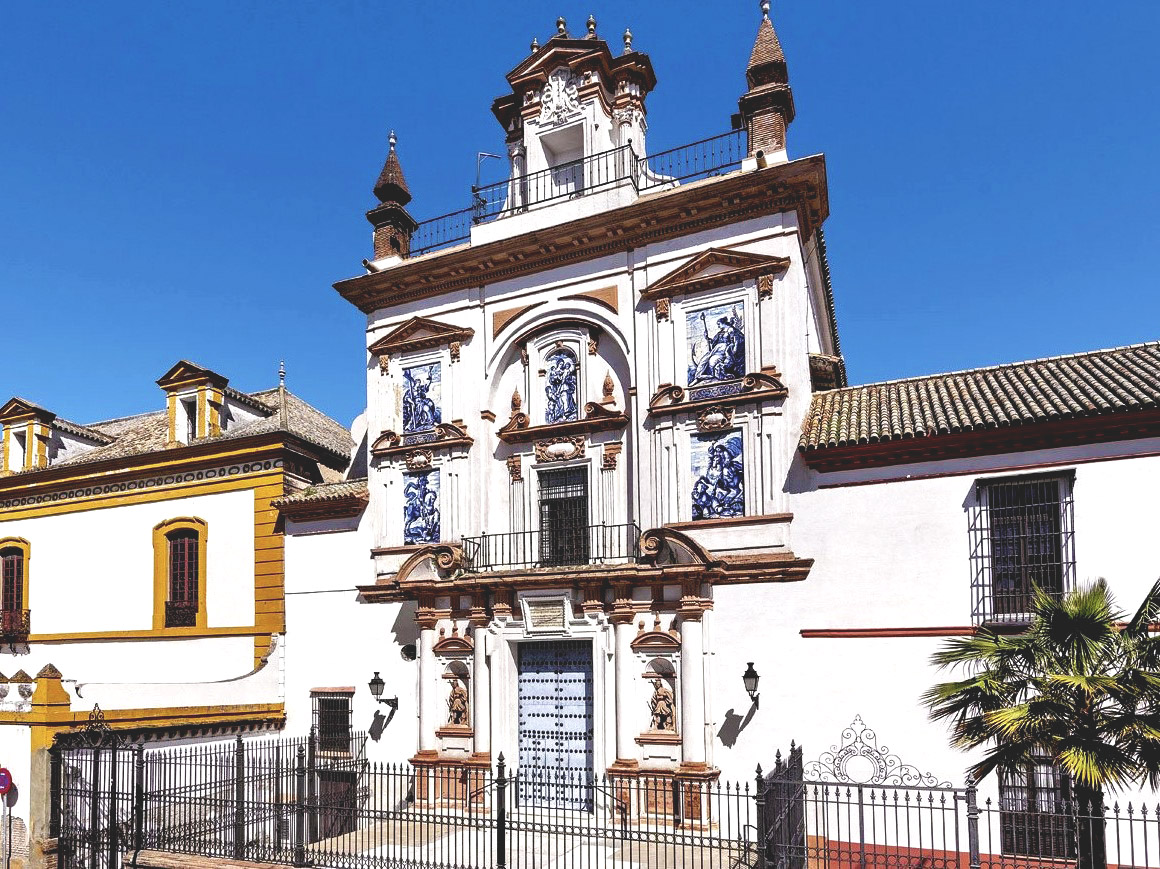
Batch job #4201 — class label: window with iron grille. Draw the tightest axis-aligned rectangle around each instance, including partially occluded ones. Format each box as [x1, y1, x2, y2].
[999, 760, 1076, 859]
[312, 691, 353, 753]
[538, 467, 589, 567]
[166, 529, 200, 628]
[968, 473, 1075, 626]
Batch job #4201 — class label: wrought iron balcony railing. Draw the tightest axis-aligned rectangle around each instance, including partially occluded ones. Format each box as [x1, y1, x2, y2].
[164, 600, 198, 628]
[461, 523, 641, 572]
[409, 129, 747, 256]
[0, 608, 30, 640]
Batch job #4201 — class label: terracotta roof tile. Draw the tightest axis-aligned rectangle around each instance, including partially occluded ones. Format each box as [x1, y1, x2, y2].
[800, 342, 1160, 453]
[273, 479, 368, 508]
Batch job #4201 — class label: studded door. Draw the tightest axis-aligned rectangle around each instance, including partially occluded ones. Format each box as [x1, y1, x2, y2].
[517, 640, 594, 809]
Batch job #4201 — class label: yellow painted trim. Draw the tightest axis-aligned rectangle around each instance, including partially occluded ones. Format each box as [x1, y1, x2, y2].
[33, 421, 49, 469]
[166, 392, 177, 444]
[0, 470, 283, 521]
[0, 536, 30, 610]
[152, 516, 209, 630]
[197, 385, 208, 439]
[27, 624, 269, 643]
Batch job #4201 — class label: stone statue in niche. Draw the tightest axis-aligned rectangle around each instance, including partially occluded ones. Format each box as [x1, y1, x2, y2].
[447, 679, 469, 726]
[544, 348, 579, 423]
[649, 681, 676, 732]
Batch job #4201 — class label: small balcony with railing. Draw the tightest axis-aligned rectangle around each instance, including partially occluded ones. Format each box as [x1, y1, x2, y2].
[164, 599, 199, 628]
[408, 129, 747, 257]
[0, 608, 30, 641]
[461, 523, 641, 574]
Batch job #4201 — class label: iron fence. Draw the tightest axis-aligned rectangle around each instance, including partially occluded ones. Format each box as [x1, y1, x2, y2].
[460, 522, 641, 572]
[56, 736, 757, 869]
[409, 129, 747, 256]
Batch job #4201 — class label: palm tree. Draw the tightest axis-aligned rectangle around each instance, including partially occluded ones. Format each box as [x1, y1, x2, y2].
[923, 579, 1160, 869]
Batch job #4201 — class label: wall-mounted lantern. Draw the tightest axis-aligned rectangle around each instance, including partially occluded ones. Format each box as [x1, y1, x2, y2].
[368, 671, 399, 710]
[743, 662, 760, 707]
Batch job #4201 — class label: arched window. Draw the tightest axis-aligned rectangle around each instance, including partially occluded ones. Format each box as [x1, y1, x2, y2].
[153, 518, 207, 630]
[0, 540, 29, 639]
[544, 347, 579, 424]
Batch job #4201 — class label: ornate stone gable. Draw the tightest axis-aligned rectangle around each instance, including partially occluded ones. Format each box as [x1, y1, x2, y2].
[641, 247, 791, 303]
[368, 316, 475, 361]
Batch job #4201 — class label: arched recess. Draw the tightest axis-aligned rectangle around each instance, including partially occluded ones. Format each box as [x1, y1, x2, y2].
[152, 517, 208, 630]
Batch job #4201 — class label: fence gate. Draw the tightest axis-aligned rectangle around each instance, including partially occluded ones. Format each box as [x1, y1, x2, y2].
[53, 708, 138, 869]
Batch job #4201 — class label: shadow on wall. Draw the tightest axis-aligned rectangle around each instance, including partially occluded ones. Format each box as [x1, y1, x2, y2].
[369, 707, 396, 742]
[390, 600, 419, 647]
[717, 701, 758, 748]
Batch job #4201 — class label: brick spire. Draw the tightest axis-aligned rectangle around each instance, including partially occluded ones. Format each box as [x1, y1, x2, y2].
[738, 1, 795, 160]
[367, 131, 418, 259]
[373, 131, 412, 206]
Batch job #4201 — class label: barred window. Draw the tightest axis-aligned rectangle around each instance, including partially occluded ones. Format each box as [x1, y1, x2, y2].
[968, 473, 1075, 626]
[312, 690, 354, 753]
[538, 467, 589, 567]
[999, 761, 1076, 859]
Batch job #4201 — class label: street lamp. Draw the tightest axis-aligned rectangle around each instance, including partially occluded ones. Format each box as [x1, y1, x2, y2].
[743, 662, 760, 707]
[368, 672, 399, 710]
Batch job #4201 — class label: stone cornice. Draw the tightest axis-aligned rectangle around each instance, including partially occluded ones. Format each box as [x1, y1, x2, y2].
[497, 402, 628, 445]
[648, 370, 788, 419]
[333, 156, 828, 314]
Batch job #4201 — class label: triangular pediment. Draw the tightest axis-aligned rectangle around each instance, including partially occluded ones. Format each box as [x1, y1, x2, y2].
[0, 397, 54, 424]
[369, 317, 474, 357]
[506, 40, 608, 84]
[156, 360, 229, 391]
[641, 247, 791, 301]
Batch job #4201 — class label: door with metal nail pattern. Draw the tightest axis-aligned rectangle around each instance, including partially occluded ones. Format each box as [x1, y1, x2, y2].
[516, 639, 595, 810]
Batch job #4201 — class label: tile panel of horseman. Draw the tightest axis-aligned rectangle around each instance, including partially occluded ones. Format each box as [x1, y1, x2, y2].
[544, 348, 579, 424]
[690, 432, 744, 520]
[687, 302, 745, 386]
[403, 362, 442, 433]
[403, 470, 440, 544]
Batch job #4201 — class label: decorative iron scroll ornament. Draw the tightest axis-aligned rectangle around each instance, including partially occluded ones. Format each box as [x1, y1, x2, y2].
[803, 715, 950, 787]
[79, 704, 124, 749]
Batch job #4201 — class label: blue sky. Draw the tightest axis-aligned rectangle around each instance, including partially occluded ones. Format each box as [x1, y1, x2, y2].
[2, 2, 1158, 429]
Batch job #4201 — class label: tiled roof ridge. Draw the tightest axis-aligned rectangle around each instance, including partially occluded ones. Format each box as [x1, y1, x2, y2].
[824, 341, 1160, 395]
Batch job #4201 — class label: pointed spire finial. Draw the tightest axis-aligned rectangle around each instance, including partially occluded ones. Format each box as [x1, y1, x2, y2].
[586, 14, 596, 38]
[556, 16, 568, 37]
[278, 360, 286, 388]
[388, 130, 397, 151]
[530, 35, 539, 52]
[761, 0, 771, 18]
[623, 27, 633, 53]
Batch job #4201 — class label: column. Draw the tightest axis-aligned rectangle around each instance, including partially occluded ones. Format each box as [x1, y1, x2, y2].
[472, 624, 491, 757]
[679, 610, 706, 768]
[611, 587, 637, 768]
[417, 620, 438, 754]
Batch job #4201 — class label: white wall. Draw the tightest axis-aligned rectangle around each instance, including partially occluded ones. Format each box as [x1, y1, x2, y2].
[2, 489, 256, 635]
[283, 512, 417, 762]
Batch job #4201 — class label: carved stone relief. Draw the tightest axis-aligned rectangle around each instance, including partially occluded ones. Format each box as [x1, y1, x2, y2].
[534, 436, 586, 463]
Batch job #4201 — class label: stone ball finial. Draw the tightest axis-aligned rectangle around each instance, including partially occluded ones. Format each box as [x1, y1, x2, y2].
[587, 14, 596, 37]
[623, 27, 633, 53]
[760, 0, 771, 18]
[556, 16, 567, 36]
[530, 35, 539, 52]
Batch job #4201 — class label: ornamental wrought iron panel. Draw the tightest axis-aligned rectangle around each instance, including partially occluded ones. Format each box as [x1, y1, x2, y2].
[516, 640, 594, 810]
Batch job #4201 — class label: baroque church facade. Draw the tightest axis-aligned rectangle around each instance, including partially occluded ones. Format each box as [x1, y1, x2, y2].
[285, 5, 1160, 811]
[4, 8, 1160, 867]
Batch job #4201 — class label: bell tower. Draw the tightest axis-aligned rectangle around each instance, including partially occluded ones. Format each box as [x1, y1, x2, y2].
[737, 0, 795, 164]
[491, 16, 657, 190]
